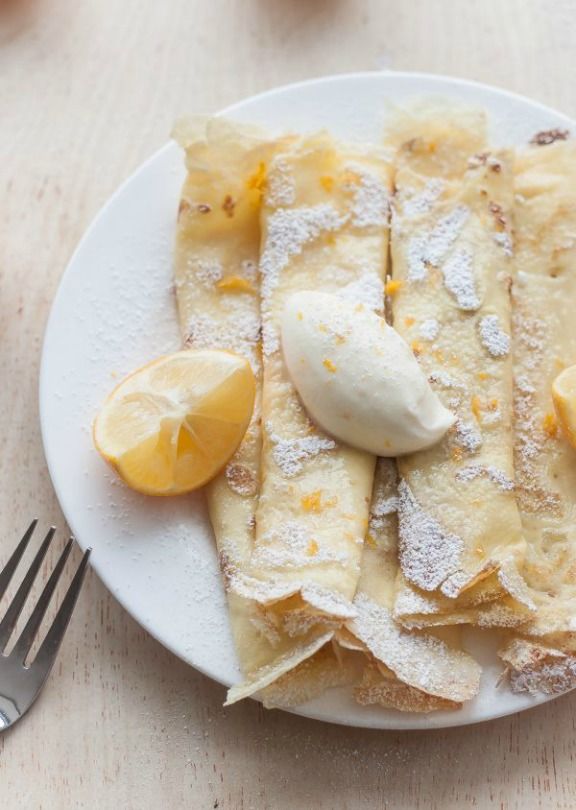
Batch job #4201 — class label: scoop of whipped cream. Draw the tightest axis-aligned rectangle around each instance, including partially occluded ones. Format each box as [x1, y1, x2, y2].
[281, 291, 455, 456]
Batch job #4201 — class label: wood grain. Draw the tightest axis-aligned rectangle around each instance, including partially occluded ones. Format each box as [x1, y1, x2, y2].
[1, 0, 576, 807]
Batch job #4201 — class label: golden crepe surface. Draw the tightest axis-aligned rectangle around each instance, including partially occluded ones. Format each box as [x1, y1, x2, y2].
[499, 135, 576, 694]
[175, 120, 396, 709]
[174, 119, 336, 706]
[231, 133, 393, 627]
[388, 108, 533, 625]
[346, 459, 481, 710]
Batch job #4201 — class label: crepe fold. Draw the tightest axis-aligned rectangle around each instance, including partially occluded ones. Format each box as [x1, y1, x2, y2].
[344, 459, 481, 710]
[498, 136, 576, 694]
[387, 108, 533, 626]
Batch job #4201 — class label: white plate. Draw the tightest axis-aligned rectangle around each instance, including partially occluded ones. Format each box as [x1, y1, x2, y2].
[40, 72, 574, 729]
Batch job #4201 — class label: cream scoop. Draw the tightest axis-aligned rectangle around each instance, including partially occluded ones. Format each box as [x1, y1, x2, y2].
[281, 291, 455, 456]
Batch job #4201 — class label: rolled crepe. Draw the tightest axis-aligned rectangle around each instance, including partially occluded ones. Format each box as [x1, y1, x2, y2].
[346, 459, 481, 710]
[174, 119, 335, 705]
[388, 109, 533, 620]
[231, 133, 392, 625]
[499, 135, 576, 694]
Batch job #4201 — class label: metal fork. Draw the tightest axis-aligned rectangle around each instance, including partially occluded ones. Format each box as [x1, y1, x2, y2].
[0, 520, 91, 731]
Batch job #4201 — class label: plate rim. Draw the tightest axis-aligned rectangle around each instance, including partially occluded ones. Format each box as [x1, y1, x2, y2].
[39, 70, 575, 730]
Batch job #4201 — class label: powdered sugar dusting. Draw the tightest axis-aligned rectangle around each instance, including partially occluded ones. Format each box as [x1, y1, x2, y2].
[337, 273, 385, 313]
[509, 657, 576, 695]
[493, 231, 514, 257]
[348, 593, 480, 701]
[419, 318, 440, 342]
[429, 370, 462, 390]
[502, 638, 576, 696]
[441, 247, 480, 311]
[253, 520, 351, 568]
[478, 315, 510, 358]
[402, 179, 444, 218]
[393, 583, 439, 618]
[185, 310, 260, 370]
[266, 157, 296, 207]
[229, 571, 301, 604]
[456, 464, 514, 491]
[190, 257, 223, 287]
[513, 304, 562, 516]
[302, 583, 357, 618]
[407, 205, 470, 282]
[347, 165, 389, 228]
[397, 479, 464, 592]
[260, 204, 347, 355]
[453, 419, 482, 453]
[497, 563, 535, 610]
[266, 424, 336, 477]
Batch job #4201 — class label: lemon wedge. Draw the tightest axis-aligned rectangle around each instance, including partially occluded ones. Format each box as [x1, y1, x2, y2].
[94, 350, 255, 495]
[552, 364, 576, 448]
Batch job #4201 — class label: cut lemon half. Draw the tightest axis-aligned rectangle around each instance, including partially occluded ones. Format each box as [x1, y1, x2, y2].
[552, 364, 576, 448]
[93, 350, 255, 495]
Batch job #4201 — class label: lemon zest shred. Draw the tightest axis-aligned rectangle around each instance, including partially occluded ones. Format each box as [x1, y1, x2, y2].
[385, 279, 403, 296]
[301, 491, 323, 513]
[471, 395, 482, 421]
[306, 539, 319, 556]
[217, 276, 254, 293]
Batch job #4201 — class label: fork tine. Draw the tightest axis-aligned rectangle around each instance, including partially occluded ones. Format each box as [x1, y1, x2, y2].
[11, 539, 74, 663]
[33, 549, 91, 673]
[0, 527, 55, 652]
[0, 519, 38, 601]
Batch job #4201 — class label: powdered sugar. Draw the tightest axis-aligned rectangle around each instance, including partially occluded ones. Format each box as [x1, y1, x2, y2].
[456, 464, 514, 491]
[497, 563, 535, 610]
[509, 657, 576, 695]
[253, 520, 351, 568]
[261, 204, 346, 298]
[406, 234, 429, 282]
[407, 205, 470, 282]
[266, 157, 296, 207]
[419, 318, 440, 342]
[397, 479, 464, 592]
[515, 374, 535, 394]
[426, 206, 470, 265]
[402, 179, 444, 218]
[453, 419, 482, 453]
[337, 272, 384, 312]
[266, 424, 336, 477]
[478, 315, 510, 358]
[429, 370, 462, 389]
[190, 257, 223, 287]
[441, 247, 480, 310]
[347, 165, 390, 228]
[348, 593, 480, 701]
[369, 494, 399, 534]
[185, 310, 260, 369]
[260, 204, 346, 355]
[493, 231, 514, 257]
[302, 583, 357, 618]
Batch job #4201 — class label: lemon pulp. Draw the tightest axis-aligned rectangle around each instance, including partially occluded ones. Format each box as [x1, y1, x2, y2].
[93, 350, 255, 495]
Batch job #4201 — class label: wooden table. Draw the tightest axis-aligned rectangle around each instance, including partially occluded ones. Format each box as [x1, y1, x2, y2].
[2, 1, 576, 807]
